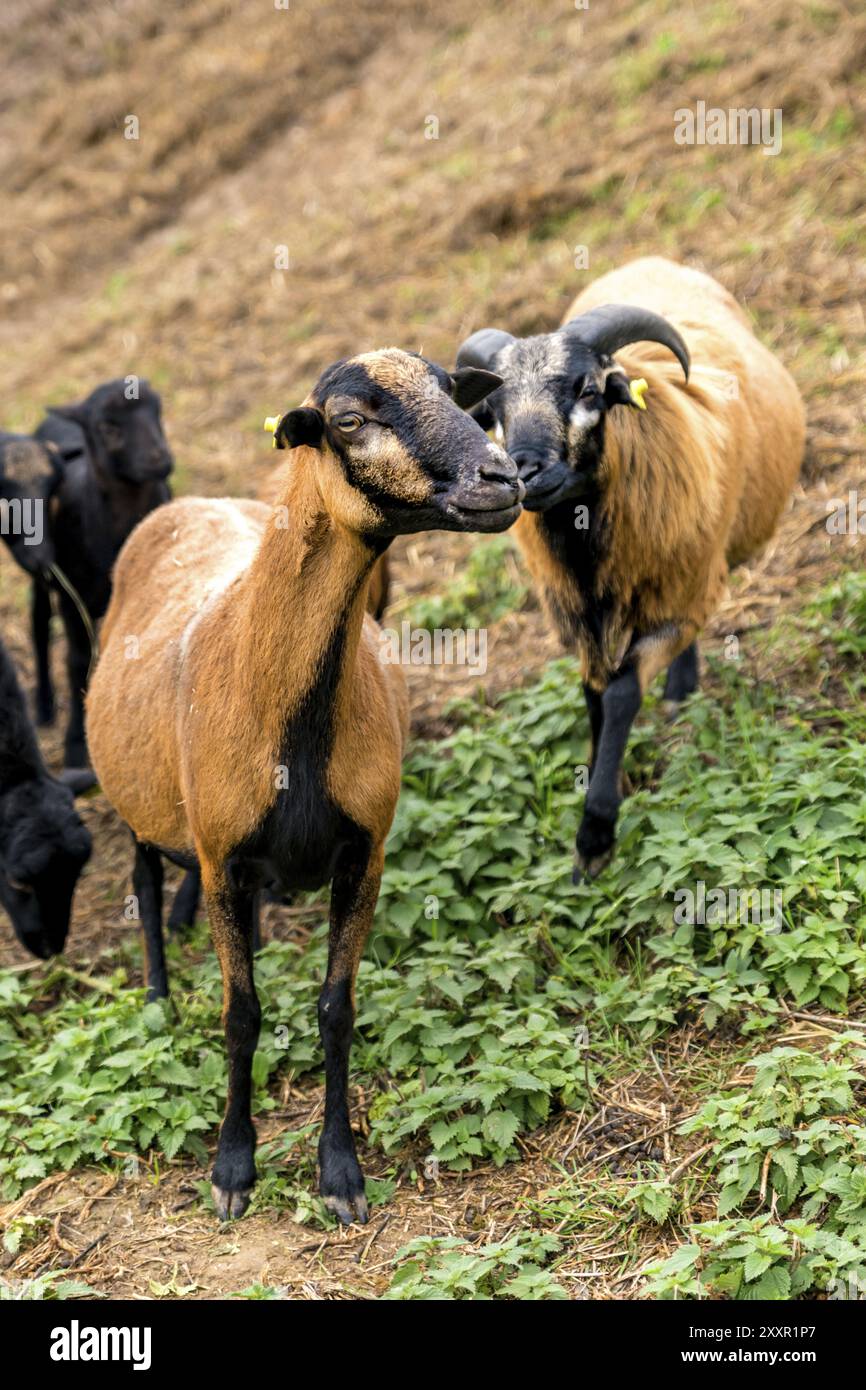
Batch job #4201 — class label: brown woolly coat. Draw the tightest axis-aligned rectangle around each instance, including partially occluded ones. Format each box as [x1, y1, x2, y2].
[87, 462, 408, 890]
[513, 257, 806, 689]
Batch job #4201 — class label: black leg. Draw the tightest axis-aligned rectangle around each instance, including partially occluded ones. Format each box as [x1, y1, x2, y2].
[574, 663, 642, 882]
[252, 889, 262, 954]
[209, 876, 260, 1221]
[317, 841, 382, 1225]
[662, 640, 699, 703]
[583, 681, 603, 776]
[132, 839, 167, 1001]
[32, 580, 54, 726]
[58, 594, 92, 773]
[168, 867, 201, 933]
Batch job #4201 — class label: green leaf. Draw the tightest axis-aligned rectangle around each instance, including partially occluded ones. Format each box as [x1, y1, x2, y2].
[481, 1110, 521, 1151]
[743, 1251, 773, 1282]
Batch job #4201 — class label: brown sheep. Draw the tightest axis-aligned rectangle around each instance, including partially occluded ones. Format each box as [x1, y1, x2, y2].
[456, 257, 805, 879]
[167, 456, 395, 939]
[86, 349, 520, 1225]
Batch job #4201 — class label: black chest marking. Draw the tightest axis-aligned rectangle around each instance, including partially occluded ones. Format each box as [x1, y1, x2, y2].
[539, 481, 614, 649]
[230, 588, 371, 896]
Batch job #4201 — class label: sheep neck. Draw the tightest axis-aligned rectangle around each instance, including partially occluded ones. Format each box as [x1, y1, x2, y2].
[231, 462, 381, 756]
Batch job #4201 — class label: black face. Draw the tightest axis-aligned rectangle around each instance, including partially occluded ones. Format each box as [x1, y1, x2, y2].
[50, 380, 174, 487]
[0, 779, 91, 958]
[273, 349, 524, 537]
[0, 435, 63, 576]
[468, 333, 634, 511]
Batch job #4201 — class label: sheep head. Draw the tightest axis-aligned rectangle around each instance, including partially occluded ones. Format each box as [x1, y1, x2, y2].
[0, 776, 92, 959]
[0, 435, 63, 576]
[46, 378, 174, 488]
[266, 348, 523, 537]
[456, 306, 690, 510]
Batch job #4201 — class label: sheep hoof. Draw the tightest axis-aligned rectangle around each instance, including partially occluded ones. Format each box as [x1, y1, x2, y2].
[319, 1146, 369, 1225]
[323, 1191, 369, 1227]
[574, 809, 616, 883]
[211, 1183, 252, 1222]
[572, 848, 613, 883]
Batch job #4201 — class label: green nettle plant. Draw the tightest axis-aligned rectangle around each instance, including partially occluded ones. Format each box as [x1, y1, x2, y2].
[643, 1039, 866, 1299]
[382, 1232, 567, 1300]
[0, 1273, 97, 1301]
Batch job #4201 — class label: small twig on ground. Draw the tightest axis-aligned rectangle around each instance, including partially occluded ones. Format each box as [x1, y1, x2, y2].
[359, 1215, 392, 1265]
[649, 1049, 673, 1095]
[788, 1010, 866, 1032]
[668, 1142, 714, 1182]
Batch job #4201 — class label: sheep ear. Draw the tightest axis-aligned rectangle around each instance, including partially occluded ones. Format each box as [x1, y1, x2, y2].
[273, 407, 324, 451]
[450, 367, 503, 411]
[46, 402, 87, 425]
[603, 371, 634, 409]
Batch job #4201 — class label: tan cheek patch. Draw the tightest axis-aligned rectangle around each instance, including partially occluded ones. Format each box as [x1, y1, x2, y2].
[567, 400, 601, 450]
[316, 454, 386, 531]
[352, 432, 432, 503]
[331, 352, 439, 503]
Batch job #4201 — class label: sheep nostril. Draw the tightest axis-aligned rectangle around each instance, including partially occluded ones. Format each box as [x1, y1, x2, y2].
[478, 452, 516, 485]
[511, 451, 543, 482]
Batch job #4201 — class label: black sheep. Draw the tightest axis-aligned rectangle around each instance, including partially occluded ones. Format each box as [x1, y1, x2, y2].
[0, 638, 91, 958]
[32, 378, 174, 781]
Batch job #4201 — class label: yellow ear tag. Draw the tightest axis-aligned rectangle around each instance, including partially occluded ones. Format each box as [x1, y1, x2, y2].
[630, 378, 649, 411]
[263, 415, 282, 448]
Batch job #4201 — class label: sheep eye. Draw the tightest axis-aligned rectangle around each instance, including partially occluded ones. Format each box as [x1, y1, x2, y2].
[335, 413, 366, 433]
[6, 875, 33, 894]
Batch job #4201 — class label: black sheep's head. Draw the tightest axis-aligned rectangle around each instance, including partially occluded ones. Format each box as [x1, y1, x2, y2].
[455, 307, 690, 511]
[48, 378, 174, 487]
[0, 778, 92, 958]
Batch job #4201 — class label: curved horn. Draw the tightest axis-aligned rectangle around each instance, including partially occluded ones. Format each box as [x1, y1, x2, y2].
[455, 327, 516, 372]
[563, 305, 690, 381]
